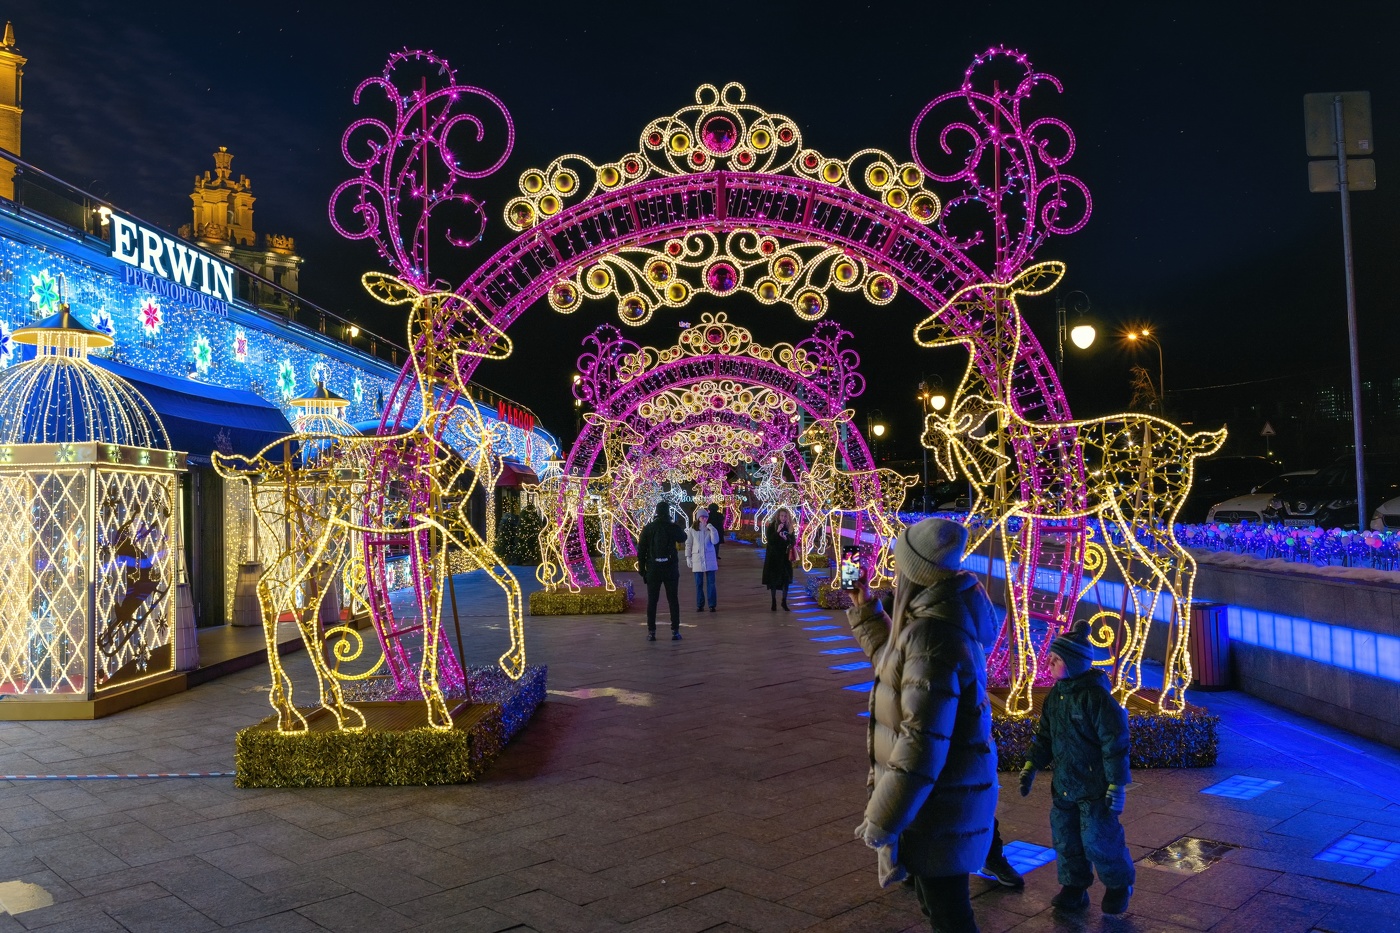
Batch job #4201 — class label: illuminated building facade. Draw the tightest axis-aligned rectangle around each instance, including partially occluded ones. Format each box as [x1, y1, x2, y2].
[0, 153, 557, 633]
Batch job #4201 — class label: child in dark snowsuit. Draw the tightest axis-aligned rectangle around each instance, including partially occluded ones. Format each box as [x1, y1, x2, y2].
[1019, 621, 1134, 915]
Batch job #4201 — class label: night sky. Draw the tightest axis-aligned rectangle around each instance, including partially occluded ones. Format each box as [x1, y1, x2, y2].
[10, 2, 1400, 463]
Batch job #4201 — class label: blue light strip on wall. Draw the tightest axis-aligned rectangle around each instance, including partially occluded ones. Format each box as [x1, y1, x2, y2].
[1227, 607, 1400, 681]
[962, 548, 1399, 682]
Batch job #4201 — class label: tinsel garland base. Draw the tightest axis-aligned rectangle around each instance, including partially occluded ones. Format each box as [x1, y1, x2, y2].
[234, 666, 547, 788]
[989, 687, 1219, 770]
[805, 574, 892, 611]
[529, 582, 635, 615]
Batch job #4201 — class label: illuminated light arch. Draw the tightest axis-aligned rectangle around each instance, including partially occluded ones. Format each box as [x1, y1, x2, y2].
[542, 316, 876, 589]
[335, 48, 1118, 711]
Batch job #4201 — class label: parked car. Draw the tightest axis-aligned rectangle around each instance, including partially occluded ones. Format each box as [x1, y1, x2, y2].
[1205, 470, 1318, 524]
[1371, 496, 1400, 531]
[1262, 456, 1400, 529]
[1178, 456, 1280, 524]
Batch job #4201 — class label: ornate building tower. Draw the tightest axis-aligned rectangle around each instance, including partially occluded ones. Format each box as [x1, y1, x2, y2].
[180, 148, 302, 307]
[0, 22, 26, 201]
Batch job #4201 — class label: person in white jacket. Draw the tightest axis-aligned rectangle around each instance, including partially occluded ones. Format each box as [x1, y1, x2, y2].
[685, 509, 720, 612]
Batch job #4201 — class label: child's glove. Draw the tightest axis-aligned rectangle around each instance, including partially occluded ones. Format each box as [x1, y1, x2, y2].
[1106, 784, 1127, 813]
[853, 819, 897, 849]
[1019, 763, 1036, 797]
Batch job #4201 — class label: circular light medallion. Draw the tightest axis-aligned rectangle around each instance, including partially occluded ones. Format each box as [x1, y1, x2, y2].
[867, 275, 896, 302]
[665, 282, 689, 303]
[701, 115, 738, 154]
[522, 172, 545, 194]
[670, 133, 691, 153]
[822, 162, 843, 184]
[620, 296, 648, 323]
[587, 266, 612, 290]
[900, 165, 922, 187]
[751, 128, 772, 150]
[539, 194, 561, 216]
[509, 202, 534, 226]
[909, 193, 936, 221]
[867, 164, 890, 188]
[756, 280, 779, 302]
[553, 172, 575, 194]
[647, 261, 672, 284]
[600, 166, 621, 187]
[885, 187, 908, 209]
[833, 260, 858, 284]
[796, 291, 824, 318]
[706, 263, 738, 293]
[551, 282, 579, 310]
[774, 256, 798, 280]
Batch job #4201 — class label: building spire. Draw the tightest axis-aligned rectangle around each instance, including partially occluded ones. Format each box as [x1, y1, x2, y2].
[1, 23, 14, 50]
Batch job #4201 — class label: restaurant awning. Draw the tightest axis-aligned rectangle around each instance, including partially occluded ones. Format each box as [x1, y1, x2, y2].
[92, 359, 293, 464]
[496, 461, 539, 487]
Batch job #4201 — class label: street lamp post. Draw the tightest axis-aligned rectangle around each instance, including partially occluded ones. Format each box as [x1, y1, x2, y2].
[916, 379, 947, 512]
[865, 409, 885, 463]
[1125, 329, 1165, 414]
[1053, 290, 1096, 376]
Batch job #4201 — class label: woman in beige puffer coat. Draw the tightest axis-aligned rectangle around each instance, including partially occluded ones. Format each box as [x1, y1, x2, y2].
[847, 518, 999, 933]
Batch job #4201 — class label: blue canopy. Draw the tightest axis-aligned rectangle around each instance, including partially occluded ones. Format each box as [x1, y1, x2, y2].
[92, 359, 293, 464]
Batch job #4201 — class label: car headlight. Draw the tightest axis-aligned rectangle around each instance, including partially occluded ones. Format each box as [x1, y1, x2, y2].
[1268, 497, 1283, 510]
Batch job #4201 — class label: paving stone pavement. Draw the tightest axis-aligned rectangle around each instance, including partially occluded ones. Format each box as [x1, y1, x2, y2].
[2, 542, 1400, 932]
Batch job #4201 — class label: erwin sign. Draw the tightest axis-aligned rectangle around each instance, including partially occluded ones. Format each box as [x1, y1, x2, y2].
[109, 214, 236, 304]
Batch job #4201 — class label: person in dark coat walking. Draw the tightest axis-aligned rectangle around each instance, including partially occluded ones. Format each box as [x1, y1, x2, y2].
[1020, 621, 1134, 914]
[637, 500, 687, 641]
[847, 517, 999, 933]
[761, 507, 795, 611]
[707, 502, 724, 560]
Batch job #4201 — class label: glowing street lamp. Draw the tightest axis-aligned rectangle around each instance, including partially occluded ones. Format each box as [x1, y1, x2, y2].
[1125, 327, 1165, 412]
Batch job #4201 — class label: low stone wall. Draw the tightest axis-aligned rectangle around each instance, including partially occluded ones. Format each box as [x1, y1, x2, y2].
[977, 549, 1400, 749]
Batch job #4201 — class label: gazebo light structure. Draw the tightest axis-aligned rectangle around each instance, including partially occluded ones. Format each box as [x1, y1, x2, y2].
[0, 305, 186, 700]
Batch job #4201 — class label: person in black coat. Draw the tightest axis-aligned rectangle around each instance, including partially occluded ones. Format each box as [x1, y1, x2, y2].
[707, 502, 724, 560]
[637, 500, 687, 641]
[761, 507, 795, 611]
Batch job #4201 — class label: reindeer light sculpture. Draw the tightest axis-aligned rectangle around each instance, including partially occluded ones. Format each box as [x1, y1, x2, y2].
[916, 262, 1226, 715]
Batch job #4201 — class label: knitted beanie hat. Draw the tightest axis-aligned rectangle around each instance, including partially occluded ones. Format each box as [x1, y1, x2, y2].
[654, 500, 671, 520]
[893, 518, 967, 586]
[1049, 620, 1098, 677]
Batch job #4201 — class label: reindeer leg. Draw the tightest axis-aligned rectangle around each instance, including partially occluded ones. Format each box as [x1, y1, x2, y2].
[411, 533, 454, 731]
[258, 575, 306, 733]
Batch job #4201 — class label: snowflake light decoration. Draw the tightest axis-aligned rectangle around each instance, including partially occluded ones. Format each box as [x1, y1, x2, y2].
[29, 270, 61, 317]
[352, 375, 364, 406]
[92, 308, 117, 339]
[276, 359, 297, 399]
[0, 320, 13, 368]
[233, 327, 249, 363]
[139, 299, 163, 337]
[192, 334, 213, 375]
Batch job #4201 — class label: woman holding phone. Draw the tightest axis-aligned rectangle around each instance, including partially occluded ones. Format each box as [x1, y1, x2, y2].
[762, 507, 796, 611]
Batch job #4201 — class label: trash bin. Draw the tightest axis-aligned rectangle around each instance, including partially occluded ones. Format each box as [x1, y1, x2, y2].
[1188, 602, 1231, 690]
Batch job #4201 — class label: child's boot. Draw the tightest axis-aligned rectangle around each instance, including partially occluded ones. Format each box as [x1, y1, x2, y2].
[1101, 885, 1132, 915]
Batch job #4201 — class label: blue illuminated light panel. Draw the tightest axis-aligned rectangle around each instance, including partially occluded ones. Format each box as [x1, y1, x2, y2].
[1200, 776, 1282, 800]
[965, 543, 1400, 683]
[821, 647, 863, 655]
[803, 625, 840, 631]
[829, 661, 872, 672]
[1316, 834, 1400, 869]
[975, 841, 1056, 878]
[843, 680, 875, 692]
[811, 635, 852, 643]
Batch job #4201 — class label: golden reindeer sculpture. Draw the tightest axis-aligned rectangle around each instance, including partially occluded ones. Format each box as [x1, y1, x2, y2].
[915, 262, 1226, 714]
[531, 414, 644, 593]
[214, 273, 526, 733]
[796, 411, 915, 584]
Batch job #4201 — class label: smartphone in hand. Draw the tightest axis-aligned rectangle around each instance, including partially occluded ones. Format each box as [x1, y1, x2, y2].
[839, 546, 861, 590]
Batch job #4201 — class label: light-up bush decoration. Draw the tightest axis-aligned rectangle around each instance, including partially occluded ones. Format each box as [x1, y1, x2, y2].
[0, 306, 186, 699]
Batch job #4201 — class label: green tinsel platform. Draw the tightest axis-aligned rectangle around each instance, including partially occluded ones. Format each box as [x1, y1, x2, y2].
[528, 582, 634, 615]
[989, 687, 1219, 770]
